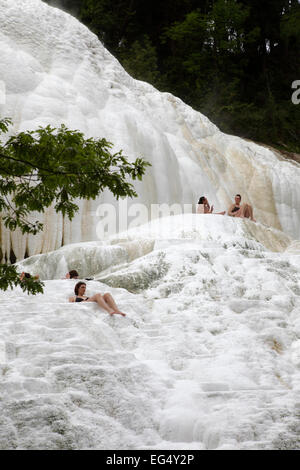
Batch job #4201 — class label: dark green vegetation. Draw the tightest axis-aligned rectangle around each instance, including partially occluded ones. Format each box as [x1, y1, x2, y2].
[0, 118, 150, 293]
[44, 0, 300, 153]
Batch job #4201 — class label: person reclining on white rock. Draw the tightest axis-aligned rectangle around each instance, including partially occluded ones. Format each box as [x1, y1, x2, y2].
[197, 196, 226, 215]
[65, 270, 79, 279]
[228, 194, 256, 222]
[20, 272, 39, 281]
[69, 281, 126, 316]
[65, 270, 93, 280]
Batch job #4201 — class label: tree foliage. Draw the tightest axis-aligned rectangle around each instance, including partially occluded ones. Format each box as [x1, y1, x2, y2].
[120, 35, 161, 85]
[0, 119, 150, 293]
[0, 264, 44, 295]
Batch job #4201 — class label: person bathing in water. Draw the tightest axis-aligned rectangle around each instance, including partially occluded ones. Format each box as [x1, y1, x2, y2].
[197, 196, 226, 215]
[228, 194, 256, 221]
[69, 281, 126, 317]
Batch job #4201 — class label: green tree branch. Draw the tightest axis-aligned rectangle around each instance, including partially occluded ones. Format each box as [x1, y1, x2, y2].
[0, 119, 151, 294]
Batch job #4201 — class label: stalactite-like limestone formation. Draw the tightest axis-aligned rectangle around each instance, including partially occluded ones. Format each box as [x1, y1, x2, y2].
[0, 0, 299, 262]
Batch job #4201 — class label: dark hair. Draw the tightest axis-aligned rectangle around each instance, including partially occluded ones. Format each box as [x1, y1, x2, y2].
[24, 272, 32, 279]
[69, 270, 79, 279]
[74, 282, 86, 296]
[236, 194, 241, 199]
[198, 196, 206, 204]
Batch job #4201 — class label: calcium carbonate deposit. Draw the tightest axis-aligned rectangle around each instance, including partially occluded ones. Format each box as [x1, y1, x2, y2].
[1, 0, 300, 262]
[1, 215, 300, 450]
[0, 0, 300, 450]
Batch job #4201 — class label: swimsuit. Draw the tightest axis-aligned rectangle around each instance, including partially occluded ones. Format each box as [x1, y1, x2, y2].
[75, 297, 89, 302]
[232, 206, 240, 213]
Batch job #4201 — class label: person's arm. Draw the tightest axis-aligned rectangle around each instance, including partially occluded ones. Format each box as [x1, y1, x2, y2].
[69, 296, 75, 302]
[204, 203, 213, 214]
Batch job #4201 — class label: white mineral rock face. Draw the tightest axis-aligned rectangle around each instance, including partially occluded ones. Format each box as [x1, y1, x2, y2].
[0, 0, 300, 262]
[16, 214, 297, 280]
[1, 214, 300, 450]
[0, 0, 300, 451]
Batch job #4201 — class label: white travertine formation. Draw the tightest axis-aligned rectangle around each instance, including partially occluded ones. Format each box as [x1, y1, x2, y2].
[2, 213, 300, 449]
[1, 1, 300, 450]
[0, 0, 300, 263]
[16, 214, 297, 280]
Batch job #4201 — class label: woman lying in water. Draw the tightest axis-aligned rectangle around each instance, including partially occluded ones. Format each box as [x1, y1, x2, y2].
[69, 281, 126, 317]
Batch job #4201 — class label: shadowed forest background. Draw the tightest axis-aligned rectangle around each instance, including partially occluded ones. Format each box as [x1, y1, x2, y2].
[43, 0, 299, 153]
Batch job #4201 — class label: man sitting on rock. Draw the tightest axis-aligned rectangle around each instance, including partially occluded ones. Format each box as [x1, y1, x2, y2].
[228, 194, 256, 221]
